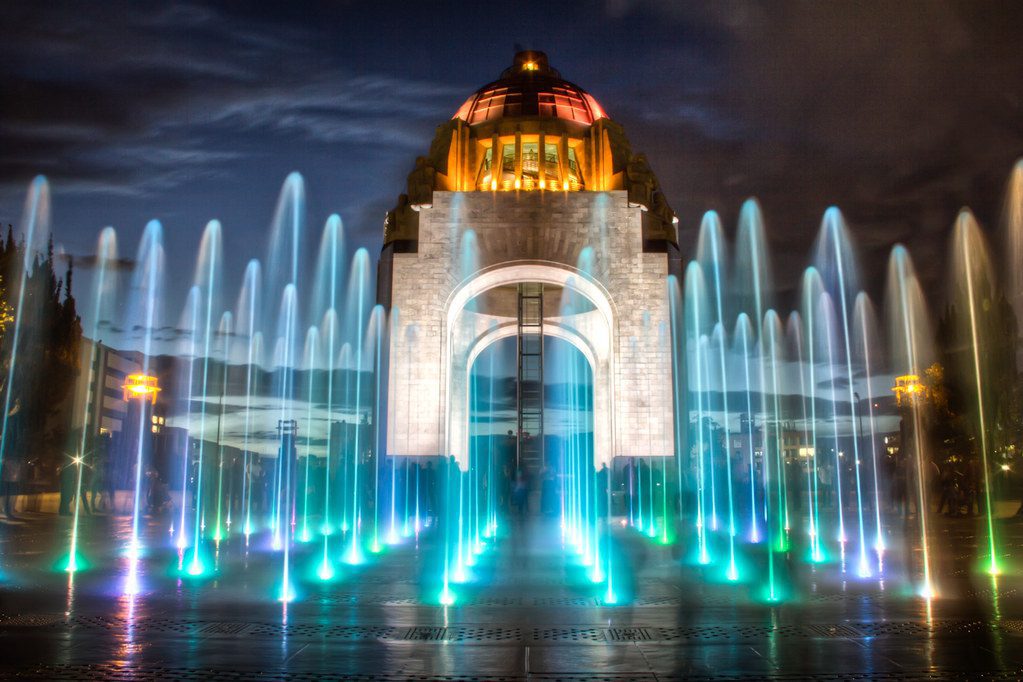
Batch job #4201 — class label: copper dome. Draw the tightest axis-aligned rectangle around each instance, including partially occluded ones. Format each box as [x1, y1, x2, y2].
[453, 51, 607, 126]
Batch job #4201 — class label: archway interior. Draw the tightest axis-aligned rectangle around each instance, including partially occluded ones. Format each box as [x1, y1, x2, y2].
[465, 334, 610, 576]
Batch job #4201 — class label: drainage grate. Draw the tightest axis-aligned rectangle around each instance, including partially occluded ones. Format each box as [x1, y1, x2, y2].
[446, 626, 521, 642]
[851, 621, 979, 638]
[404, 626, 446, 640]
[200, 622, 250, 635]
[0, 613, 66, 627]
[465, 596, 523, 606]
[608, 627, 651, 641]
[133, 618, 203, 634]
[317, 593, 359, 605]
[633, 595, 681, 606]
[532, 596, 595, 606]
[1000, 620, 1023, 634]
[656, 625, 731, 641]
[324, 625, 397, 640]
[69, 615, 124, 629]
[533, 627, 606, 642]
[803, 624, 862, 638]
[378, 597, 420, 605]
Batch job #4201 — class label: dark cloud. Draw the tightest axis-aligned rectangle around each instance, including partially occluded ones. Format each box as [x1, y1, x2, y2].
[1, 0, 1021, 313]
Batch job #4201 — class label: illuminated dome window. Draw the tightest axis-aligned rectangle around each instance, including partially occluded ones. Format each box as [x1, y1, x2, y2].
[476, 136, 585, 192]
[454, 51, 607, 126]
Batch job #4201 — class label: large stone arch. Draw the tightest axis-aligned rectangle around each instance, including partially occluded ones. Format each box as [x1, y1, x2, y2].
[443, 262, 614, 469]
[384, 191, 675, 469]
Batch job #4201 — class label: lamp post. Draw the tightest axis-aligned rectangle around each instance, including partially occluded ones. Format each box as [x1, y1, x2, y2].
[891, 374, 921, 408]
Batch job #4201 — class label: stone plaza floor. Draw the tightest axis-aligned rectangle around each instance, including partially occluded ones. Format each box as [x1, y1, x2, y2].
[1, 508, 1023, 680]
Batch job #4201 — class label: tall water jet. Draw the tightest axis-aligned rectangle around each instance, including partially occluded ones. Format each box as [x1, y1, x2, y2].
[124, 220, 165, 594]
[234, 260, 262, 539]
[800, 268, 826, 562]
[312, 214, 344, 577]
[368, 304, 387, 554]
[186, 220, 223, 578]
[684, 262, 711, 563]
[66, 227, 118, 573]
[734, 199, 772, 331]
[735, 199, 773, 546]
[1003, 159, 1023, 330]
[949, 211, 1001, 576]
[299, 325, 320, 543]
[342, 248, 372, 565]
[273, 284, 299, 601]
[817, 291, 848, 558]
[885, 246, 936, 597]
[734, 313, 761, 544]
[698, 212, 738, 577]
[265, 173, 306, 322]
[815, 207, 869, 576]
[853, 292, 886, 561]
[787, 310, 821, 560]
[762, 309, 785, 599]
[212, 311, 233, 543]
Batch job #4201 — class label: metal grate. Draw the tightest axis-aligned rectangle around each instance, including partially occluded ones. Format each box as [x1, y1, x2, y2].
[533, 596, 595, 606]
[533, 627, 606, 642]
[403, 626, 446, 640]
[632, 595, 681, 606]
[0, 613, 66, 627]
[607, 627, 651, 641]
[446, 626, 521, 642]
[200, 622, 249, 635]
[465, 596, 523, 606]
[656, 625, 731, 641]
[324, 625, 397, 640]
[803, 623, 861, 638]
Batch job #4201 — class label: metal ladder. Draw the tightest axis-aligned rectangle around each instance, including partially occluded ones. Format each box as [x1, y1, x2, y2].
[516, 283, 544, 477]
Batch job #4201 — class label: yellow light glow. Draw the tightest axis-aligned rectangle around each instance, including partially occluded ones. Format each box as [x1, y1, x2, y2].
[523, 61, 537, 71]
[514, 178, 521, 190]
[123, 373, 160, 403]
[539, 179, 545, 189]
[892, 374, 921, 407]
[490, 179, 497, 191]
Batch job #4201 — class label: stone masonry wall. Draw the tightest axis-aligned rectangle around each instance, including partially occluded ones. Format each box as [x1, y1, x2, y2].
[387, 190, 674, 460]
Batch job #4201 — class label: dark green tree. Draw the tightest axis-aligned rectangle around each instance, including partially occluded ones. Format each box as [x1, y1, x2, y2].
[0, 226, 83, 476]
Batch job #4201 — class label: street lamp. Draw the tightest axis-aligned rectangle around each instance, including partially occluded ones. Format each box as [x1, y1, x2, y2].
[122, 373, 160, 403]
[891, 374, 921, 407]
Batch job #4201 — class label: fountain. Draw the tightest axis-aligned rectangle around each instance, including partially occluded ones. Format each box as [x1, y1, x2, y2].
[0, 155, 1020, 607]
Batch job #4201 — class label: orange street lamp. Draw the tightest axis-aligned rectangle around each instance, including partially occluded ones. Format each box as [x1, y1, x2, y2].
[122, 373, 160, 403]
[891, 374, 921, 407]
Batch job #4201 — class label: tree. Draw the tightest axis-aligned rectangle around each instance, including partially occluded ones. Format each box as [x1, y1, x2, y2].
[0, 226, 82, 475]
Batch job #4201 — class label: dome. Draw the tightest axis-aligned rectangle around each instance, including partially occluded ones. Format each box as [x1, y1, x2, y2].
[453, 51, 607, 126]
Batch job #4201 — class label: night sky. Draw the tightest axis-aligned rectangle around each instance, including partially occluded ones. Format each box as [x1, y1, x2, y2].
[2, 1, 1023, 307]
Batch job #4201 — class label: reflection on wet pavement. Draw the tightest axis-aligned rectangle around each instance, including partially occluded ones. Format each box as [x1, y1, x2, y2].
[1, 512, 1022, 680]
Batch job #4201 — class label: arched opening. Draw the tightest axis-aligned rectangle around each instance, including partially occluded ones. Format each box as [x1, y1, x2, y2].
[444, 261, 616, 470]
[467, 335, 596, 523]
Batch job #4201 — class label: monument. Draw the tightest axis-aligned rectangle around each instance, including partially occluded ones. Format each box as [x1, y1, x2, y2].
[378, 51, 683, 473]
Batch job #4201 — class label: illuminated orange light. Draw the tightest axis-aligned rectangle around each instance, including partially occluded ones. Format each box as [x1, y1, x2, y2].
[892, 374, 921, 407]
[123, 373, 160, 403]
[523, 61, 537, 71]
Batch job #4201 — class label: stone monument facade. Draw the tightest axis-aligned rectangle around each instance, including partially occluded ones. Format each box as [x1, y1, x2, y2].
[377, 51, 683, 468]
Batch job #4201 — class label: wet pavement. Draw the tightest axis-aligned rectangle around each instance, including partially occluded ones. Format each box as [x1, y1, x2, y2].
[1, 509, 1023, 680]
